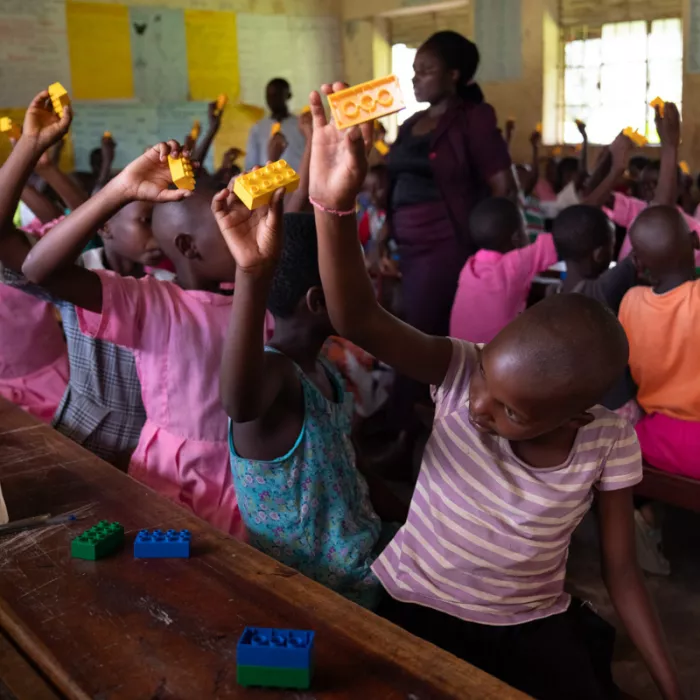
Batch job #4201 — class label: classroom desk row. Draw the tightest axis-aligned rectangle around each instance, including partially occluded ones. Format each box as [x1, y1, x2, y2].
[0, 397, 529, 700]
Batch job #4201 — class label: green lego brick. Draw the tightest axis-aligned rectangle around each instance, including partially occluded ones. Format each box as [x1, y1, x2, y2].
[71, 520, 124, 560]
[236, 664, 311, 689]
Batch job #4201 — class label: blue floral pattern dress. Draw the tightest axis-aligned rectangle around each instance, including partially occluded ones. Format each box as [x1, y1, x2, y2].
[228, 349, 382, 608]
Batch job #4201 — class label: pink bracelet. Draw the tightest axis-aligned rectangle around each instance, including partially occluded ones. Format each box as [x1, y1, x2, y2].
[309, 195, 355, 217]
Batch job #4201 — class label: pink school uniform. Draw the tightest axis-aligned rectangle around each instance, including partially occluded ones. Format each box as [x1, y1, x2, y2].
[0, 282, 68, 422]
[450, 234, 558, 344]
[606, 193, 700, 264]
[76, 270, 244, 537]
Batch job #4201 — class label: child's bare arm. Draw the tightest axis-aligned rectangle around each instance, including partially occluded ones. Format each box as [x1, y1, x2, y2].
[598, 488, 683, 700]
[212, 180, 287, 422]
[575, 120, 589, 189]
[192, 101, 222, 171]
[652, 102, 680, 207]
[582, 133, 632, 208]
[93, 134, 116, 194]
[309, 84, 452, 388]
[284, 112, 312, 213]
[20, 184, 63, 223]
[23, 140, 191, 312]
[35, 159, 88, 212]
[518, 131, 540, 197]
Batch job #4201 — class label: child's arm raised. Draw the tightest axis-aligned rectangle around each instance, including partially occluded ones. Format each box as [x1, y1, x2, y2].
[34, 151, 88, 212]
[310, 84, 452, 387]
[582, 133, 633, 208]
[598, 487, 683, 700]
[213, 180, 286, 423]
[652, 102, 680, 207]
[22, 140, 191, 312]
[192, 101, 222, 172]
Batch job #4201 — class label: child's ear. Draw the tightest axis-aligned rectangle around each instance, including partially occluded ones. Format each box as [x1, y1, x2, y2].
[305, 286, 326, 315]
[592, 245, 606, 264]
[100, 223, 113, 241]
[566, 411, 595, 430]
[174, 233, 201, 260]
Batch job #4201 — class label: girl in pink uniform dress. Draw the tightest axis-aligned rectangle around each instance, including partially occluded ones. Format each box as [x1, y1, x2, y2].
[0, 276, 67, 421]
[22, 141, 248, 537]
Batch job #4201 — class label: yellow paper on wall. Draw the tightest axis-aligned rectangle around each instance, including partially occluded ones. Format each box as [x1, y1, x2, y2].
[214, 103, 264, 168]
[185, 10, 240, 102]
[66, 2, 134, 100]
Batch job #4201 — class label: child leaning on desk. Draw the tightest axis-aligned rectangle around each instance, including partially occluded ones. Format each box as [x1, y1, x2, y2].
[306, 82, 683, 700]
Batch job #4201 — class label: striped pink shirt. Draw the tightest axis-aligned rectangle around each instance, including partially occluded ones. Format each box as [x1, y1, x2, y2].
[372, 339, 642, 626]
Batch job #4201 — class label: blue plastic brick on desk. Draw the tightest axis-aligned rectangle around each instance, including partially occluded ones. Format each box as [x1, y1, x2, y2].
[237, 627, 314, 669]
[133, 529, 191, 558]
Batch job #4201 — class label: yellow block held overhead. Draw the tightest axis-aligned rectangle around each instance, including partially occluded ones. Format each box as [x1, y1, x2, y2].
[622, 127, 648, 148]
[215, 94, 228, 116]
[168, 155, 196, 191]
[680, 160, 691, 176]
[103, 131, 112, 139]
[48, 83, 71, 118]
[270, 122, 281, 136]
[0, 117, 21, 141]
[650, 97, 665, 116]
[328, 75, 405, 130]
[300, 105, 311, 115]
[374, 140, 389, 156]
[233, 160, 299, 210]
[190, 120, 201, 140]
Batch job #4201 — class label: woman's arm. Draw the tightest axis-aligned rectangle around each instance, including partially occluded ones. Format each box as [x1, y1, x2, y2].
[309, 84, 452, 387]
[598, 488, 683, 700]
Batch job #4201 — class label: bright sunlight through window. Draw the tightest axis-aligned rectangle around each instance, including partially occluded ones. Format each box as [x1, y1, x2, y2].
[392, 43, 428, 125]
[561, 19, 683, 145]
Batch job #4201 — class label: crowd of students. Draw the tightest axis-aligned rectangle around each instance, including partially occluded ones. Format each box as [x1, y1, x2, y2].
[0, 27, 696, 700]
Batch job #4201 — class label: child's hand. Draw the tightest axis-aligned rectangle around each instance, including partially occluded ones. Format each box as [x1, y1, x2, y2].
[211, 172, 285, 277]
[505, 118, 515, 139]
[610, 132, 634, 172]
[113, 140, 191, 203]
[208, 100, 223, 131]
[529, 130, 541, 148]
[22, 91, 71, 154]
[575, 119, 587, 137]
[101, 133, 116, 164]
[309, 83, 373, 211]
[267, 131, 288, 163]
[656, 101, 680, 149]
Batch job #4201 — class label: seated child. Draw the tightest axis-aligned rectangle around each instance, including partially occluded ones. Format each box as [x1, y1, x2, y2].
[212, 196, 381, 607]
[306, 86, 681, 700]
[619, 205, 700, 481]
[450, 197, 557, 343]
[552, 204, 637, 313]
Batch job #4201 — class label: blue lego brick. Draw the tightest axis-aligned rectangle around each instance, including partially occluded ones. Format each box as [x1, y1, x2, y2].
[133, 529, 191, 559]
[237, 627, 314, 670]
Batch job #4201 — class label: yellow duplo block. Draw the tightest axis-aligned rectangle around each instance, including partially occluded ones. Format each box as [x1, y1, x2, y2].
[575, 119, 586, 129]
[650, 97, 665, 117]
[167, 155, 195, 191]
[374, 140, 389, 156]
[233, 159, 299, 210]
[215, 94, 228, 116]
[328, 75, 405, 130]
[0, 117, 21, 140]
[622, 127, 648, 148]
[680, 161, 691, 176]
[300, 105, 311, 114]
[103, 131, 112, 139]
[536, 122, 543, 133]
[190, 120, 201, 140]
[270, 122, 282, 136]
[48, 82, 71, 118]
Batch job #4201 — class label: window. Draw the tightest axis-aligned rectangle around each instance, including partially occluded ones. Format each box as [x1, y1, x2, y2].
[560, 18, 683, 145]
[391, 43, 428, 126]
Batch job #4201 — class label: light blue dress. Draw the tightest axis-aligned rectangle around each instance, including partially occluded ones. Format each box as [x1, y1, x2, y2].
[228, 350, 382, 608]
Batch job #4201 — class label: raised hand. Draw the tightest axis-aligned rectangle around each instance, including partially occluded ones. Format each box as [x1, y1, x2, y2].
[309, 83, 373, 212]
[211, 173, 285, 276]
[298, 110, 313, 140]
[113, 140, 191, 203]
[22, 90, 72, 153]
[610, 131, 634, 172]
[656, 102, 680, 149]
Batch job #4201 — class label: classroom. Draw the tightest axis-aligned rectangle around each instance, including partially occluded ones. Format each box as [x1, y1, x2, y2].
[0, 0, 699, 698]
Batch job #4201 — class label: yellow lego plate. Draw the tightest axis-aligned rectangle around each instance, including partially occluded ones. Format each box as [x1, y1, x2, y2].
[328, 75, 405, 130]
[233, 160, 299, 210]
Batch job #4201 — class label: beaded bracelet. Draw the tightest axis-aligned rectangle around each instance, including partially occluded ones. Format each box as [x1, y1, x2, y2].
[309, 195, 355, 217]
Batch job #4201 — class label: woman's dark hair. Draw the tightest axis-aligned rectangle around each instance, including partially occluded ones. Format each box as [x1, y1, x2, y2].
[420, 31, 484, 104]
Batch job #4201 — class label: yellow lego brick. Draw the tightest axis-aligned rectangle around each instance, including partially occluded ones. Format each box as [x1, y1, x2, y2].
[374, 140, 389, 156]
[300, 105, 311, 114]
[167, 155, 196, 191]
[552, 146, 562, 156]
[622, 127, 648, 148]
[680, 160, 691, 176]
[233, 159, 299, 210]
[103, 131, 112, 139]
[328, 75, 405, 130]
[48, 82, 71, 118]
[575, 119, 586, 129]
[0, 117, 21, 140]
[536, 122, 543, 133]
[215, 94, 228, 116]
[650, 97, 665, 117]
[190, 120, 201, 140]
[270, 122, 282, 136]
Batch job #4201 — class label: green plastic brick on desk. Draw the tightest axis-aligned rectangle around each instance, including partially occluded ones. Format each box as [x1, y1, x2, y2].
[236, 665, 311, 689]
[71, 520, 124, 560]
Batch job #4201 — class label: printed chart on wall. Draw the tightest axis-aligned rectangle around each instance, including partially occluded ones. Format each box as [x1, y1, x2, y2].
[474, 0, 522, 82]
[689, 0, 700, 73]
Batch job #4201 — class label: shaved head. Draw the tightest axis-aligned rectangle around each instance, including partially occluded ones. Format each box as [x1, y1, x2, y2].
[629, 205, 696, 277]
[470, 294, 629, 441]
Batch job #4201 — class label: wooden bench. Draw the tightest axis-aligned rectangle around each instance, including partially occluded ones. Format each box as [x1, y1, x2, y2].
[0, 397, 529, 700]
[634, 462, 700, 513]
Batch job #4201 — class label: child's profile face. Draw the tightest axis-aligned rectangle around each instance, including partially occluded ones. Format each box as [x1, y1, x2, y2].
[366, 171, 388, 209]
[467, 345, 578, 442]
[104, 201, 162, 266]
[639, 166, 659, 202]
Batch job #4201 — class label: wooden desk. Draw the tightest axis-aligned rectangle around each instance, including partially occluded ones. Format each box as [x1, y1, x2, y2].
[0, 398, 528, 700]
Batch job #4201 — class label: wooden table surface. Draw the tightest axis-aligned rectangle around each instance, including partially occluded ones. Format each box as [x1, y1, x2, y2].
[0, 398, 529, 700]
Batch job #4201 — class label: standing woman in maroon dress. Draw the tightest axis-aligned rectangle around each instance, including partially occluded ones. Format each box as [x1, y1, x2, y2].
[384, 31, 516, 337]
